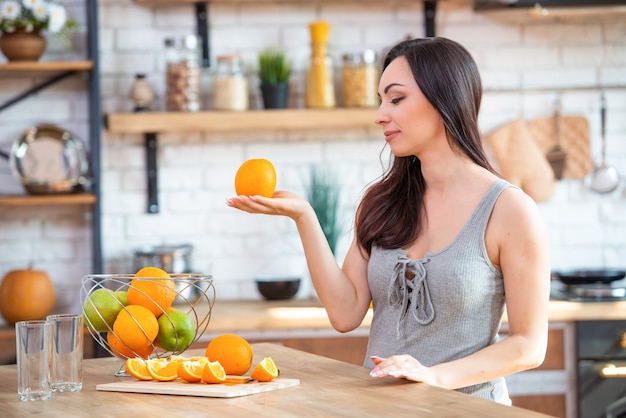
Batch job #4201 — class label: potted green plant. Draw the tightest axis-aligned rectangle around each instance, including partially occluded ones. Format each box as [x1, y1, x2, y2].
[307, 165, 341, 255]
[258, 48, 291, 109]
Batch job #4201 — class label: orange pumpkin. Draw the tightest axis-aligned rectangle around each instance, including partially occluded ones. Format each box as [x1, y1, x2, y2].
[0, 269, 56, 325]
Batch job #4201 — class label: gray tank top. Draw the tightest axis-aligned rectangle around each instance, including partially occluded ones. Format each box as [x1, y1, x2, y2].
[365, 179, 513, 404]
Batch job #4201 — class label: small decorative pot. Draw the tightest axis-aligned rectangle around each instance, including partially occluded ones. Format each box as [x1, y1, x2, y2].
[0, 29, 47, 62]
[260, 82, 289, 109]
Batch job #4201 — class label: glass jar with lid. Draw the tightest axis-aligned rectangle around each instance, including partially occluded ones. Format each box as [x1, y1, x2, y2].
[213, 54, 249, 111]
[164, 35, 201, 112]
[341, 50, 378, 108]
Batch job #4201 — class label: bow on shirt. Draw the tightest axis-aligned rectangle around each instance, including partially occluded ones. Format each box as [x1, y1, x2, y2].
[388, 255, 435, 336]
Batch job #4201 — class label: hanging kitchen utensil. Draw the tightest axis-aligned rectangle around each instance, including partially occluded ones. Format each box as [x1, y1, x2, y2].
[545, 97, 567, 180]
[589, 92, 620, 194]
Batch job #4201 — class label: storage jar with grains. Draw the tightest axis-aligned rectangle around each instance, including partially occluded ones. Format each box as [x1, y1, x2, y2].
[342, 50, 378, 108]
[164, 35, 201, 112]
[213, 55, 249, 111]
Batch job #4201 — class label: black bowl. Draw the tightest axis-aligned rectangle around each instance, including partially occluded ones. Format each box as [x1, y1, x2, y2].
[255, 277, 301, 300]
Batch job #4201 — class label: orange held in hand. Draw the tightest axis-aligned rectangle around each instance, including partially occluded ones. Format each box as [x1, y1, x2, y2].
[234, 158, 277, 197]
[205, 333, 253, 376]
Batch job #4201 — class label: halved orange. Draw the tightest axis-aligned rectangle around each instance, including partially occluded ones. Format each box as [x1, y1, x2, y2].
[177, 358, 209, 383]
[201, 360, 226, 384]
[146, 359, 180, 382]
[125, 357, 153, 381]
[250, 356, 279, 382]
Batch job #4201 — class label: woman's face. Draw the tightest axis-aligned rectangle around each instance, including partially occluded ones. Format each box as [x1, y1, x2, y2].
[375, 56, 446, 157]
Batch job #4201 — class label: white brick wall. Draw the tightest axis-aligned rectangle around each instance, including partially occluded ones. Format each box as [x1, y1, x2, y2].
[1, 0, 625, 318]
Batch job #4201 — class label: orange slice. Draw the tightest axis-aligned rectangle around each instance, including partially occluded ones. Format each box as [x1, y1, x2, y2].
[125, 357, 153, 381]
[146, 359, 180, 382]
[250, 356, 279, 382]
[201, 360, 226, 384]
[177, 358, 208, 383]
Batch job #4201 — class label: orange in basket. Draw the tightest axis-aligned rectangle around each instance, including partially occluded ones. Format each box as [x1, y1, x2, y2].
[127, 267, 177, 317]
[113, 305, 159, 351]
[107, 332, 153, 359]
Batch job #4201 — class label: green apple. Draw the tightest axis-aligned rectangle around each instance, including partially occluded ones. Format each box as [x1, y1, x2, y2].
[155, 309, 195, 352]
[82, 288, 125, 332]
[114, 290, 128, 306]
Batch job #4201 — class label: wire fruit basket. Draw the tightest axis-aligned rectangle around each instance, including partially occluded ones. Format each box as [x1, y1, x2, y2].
[81, 274, 215, 374]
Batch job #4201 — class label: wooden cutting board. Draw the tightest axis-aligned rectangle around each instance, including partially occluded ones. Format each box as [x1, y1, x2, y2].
[96, 378, 300, 398]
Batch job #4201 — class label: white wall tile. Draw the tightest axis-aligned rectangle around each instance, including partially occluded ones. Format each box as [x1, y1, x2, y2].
[1, 0, 625, 302]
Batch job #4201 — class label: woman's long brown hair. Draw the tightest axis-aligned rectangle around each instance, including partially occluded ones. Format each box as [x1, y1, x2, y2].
[355, 37, 498, 255]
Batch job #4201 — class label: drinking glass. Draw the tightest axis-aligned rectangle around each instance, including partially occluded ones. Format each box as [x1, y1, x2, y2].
[15, 320, 52, 401]
[47, 314, 83, 392]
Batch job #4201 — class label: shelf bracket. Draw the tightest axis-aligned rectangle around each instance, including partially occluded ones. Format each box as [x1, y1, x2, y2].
[195, 2, 210, 68]
[0, 70, 77, 113]
[145, 132, 159, 214]
[424, 0, 437, 37]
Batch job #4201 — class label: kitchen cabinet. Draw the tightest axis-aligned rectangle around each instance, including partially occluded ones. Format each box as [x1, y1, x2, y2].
[0, 0, 102, 273]
[504, 322, 576, 418]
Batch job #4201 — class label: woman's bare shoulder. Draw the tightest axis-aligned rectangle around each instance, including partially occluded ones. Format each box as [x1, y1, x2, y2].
[491, 184, 544, 230]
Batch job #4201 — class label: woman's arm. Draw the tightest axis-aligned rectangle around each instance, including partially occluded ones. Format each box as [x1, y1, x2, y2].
[227, 191, 371, 332]
[370, 187, 551, 389]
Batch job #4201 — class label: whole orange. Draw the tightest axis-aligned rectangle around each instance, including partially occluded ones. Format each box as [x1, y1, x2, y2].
[234, 158, 277, 197]
[205, 334, 253, 376]
[107, 331, 153, 359]
[127, 267, 176, 317]
[112, 304, 159, 351]
[0, 269, 55, 325]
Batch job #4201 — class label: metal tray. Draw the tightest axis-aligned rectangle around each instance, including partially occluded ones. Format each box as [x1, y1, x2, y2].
[9, 124, 89, 194]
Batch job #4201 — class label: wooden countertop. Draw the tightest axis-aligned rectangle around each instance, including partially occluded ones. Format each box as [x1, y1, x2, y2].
[0, 343, 550, 417]
[197, 298, 626, 336]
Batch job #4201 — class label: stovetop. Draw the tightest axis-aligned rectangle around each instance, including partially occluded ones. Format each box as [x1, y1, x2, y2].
[550, 279, 626, 302]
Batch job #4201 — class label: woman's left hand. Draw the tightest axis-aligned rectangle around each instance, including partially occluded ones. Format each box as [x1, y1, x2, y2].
[369, 355, 436, 385]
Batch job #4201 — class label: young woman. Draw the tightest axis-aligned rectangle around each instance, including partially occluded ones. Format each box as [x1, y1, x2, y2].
[227, 37, 550, 404]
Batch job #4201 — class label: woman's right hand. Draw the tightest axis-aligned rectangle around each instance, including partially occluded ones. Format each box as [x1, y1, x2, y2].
[226, 191, 312, 221]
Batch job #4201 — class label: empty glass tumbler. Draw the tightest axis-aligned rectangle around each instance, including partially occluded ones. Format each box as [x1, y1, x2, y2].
[16, 320, 52, 401]
[47, 314, 83, 392]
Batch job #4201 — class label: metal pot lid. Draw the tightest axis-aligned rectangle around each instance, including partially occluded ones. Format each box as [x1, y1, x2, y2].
[9, 124, 89, 194]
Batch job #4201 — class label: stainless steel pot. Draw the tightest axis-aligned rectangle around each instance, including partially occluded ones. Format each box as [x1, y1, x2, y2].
[132, 244, 195, 302]
[133, 244, 193, 274]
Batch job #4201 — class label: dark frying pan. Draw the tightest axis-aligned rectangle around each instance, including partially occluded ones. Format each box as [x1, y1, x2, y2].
[553, 269, 626, 285]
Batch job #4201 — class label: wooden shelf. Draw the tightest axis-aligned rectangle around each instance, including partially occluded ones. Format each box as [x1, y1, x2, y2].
[0, 194, 96, 207]
[105, 109, 377, 134]
[134, 0, 370, 4]
[0, 61, 94, 72]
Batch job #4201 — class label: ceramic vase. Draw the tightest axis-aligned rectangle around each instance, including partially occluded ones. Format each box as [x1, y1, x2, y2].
[0, 30, 47, 62]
